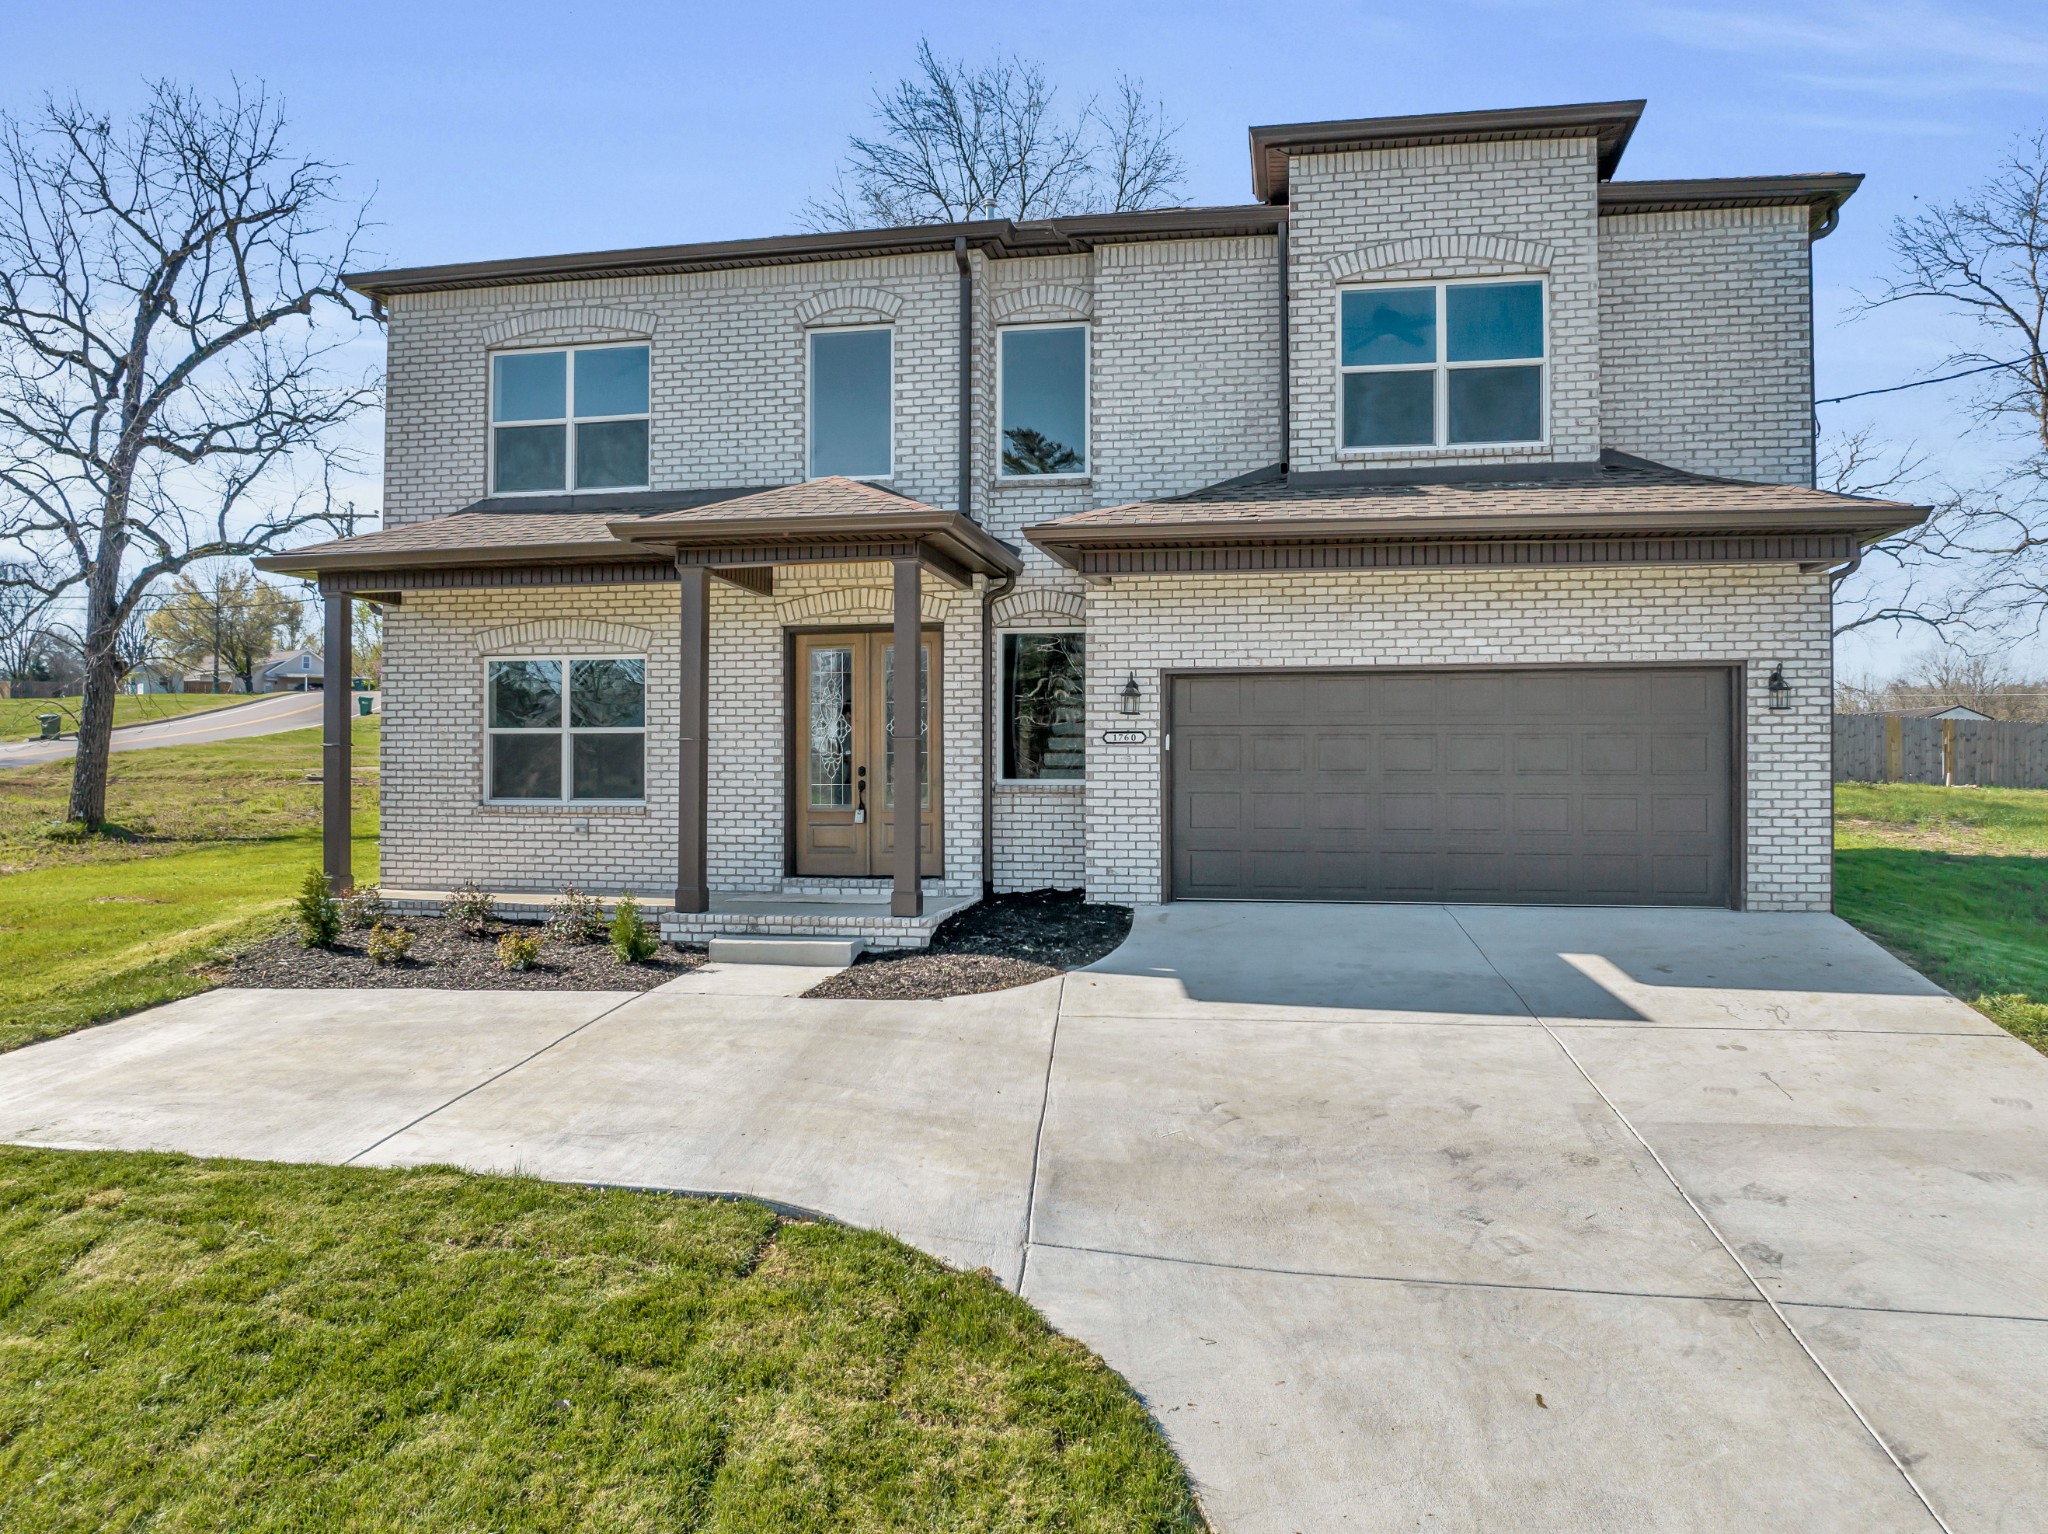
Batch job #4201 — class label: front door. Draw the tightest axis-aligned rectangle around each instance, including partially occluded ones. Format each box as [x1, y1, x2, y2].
[793, 630, 942, 878]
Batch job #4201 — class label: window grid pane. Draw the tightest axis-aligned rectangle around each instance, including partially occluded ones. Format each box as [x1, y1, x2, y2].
[1341, 281, 1544, 449]
[487, 657, 644, 803]
[493, 345, 649, 493]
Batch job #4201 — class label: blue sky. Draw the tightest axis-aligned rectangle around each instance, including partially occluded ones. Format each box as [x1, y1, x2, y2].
[8, 0, 2047, 676]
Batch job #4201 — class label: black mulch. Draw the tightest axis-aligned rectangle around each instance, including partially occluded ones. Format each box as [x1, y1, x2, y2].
[802, 889, 1133, 1001]
[223, 915, 705, 992]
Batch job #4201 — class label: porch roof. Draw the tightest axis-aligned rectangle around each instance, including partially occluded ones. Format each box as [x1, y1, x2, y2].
[254, 478, 1020, 590]
[1024, 453, 1927, 576]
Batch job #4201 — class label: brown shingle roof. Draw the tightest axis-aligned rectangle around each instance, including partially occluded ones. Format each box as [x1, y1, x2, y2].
[1028, 454, 1924, 548]
[626, 476, 924, 525]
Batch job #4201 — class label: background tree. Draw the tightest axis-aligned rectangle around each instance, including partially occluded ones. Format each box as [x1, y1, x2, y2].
[1870, 130, 2048, 637]
[0, 81, 377, 825]
[145, 564, 304, 690]
[803, 40, 1184, 229]
[351, 597, 382, 683]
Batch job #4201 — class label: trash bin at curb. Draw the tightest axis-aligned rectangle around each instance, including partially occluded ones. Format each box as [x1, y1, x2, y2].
[37, 714, 61, 740]
[357, 696, 373, 718]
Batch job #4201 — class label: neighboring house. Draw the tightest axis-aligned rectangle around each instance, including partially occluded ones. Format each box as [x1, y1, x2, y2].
[255, 649, 323, 691]
[181, 662, 249, 695]
[124, 662, 183, 695]
[260, 98, 1924, 946]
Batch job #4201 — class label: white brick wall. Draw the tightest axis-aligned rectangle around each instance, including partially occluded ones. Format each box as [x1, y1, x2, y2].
[1599, 206, 1814, 484]
[1081, 564, 1834, 912]
[1285, 137, 1603, 473]
[381, 567, 985, 900]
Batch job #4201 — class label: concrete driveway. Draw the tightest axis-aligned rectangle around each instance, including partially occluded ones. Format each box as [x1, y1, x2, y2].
[1, 905, 2043, 1532]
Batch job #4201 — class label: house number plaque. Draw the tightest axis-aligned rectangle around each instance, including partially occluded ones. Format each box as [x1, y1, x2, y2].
[1100, 729, 1149, 746]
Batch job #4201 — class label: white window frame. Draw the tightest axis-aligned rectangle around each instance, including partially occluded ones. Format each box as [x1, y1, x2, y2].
[483, 654, 648, 805]
[806, 323, 895, 481]
[996, 321, 1091, 481]
[1334, 276, 1549, 455]
[997, 629, 1086, 784]
[488, 342, 652, 497]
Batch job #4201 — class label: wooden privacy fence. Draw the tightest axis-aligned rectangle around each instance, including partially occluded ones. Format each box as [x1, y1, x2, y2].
[1835, 714, 2048, 788]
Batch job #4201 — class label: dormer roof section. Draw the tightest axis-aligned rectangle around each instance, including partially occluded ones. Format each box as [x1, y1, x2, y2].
[1248, 100, 1647, 203]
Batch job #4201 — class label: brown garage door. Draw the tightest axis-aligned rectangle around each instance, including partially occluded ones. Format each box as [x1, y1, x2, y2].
[1169, 667, 1734, 906]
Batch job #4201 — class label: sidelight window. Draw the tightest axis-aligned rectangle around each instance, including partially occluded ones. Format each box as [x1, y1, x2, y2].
[486, 657, 645, 802]
[1002, 632, 1085, 780]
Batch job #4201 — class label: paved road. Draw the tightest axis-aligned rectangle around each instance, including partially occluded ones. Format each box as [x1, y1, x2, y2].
[0, 905, 2042, 1531]
[0, 690, 336, 769]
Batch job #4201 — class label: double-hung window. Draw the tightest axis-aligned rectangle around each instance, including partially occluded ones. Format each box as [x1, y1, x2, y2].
[999, 324, 1088, 477]
[491, 344, 650, 494]
[486, 657, 646, 802]
[1339, 279, 1545, 450]
[809, 326, 893, 478]
[1001, 633, 1085, 780]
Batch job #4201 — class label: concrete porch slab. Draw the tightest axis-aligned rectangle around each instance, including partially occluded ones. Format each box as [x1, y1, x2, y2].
[659, 892, 975, 952]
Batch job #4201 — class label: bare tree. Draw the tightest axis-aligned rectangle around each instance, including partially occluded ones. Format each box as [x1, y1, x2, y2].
[803, 41, 1184, 229]
[0, 571, 50, 685]
[0, 81, 378, 826]
[1870, 132, 2048, 636]
[1821, 425, 1963, 639]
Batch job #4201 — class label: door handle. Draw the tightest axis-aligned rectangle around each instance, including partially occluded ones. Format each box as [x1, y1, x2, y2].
[855, 764, 867, 824]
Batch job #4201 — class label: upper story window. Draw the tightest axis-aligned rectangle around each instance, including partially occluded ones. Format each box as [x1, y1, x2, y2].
[1000, 324, 1088, 477]
[491, 344, 650, 494]
[809, 326, 893, 479]
[1339, 279, 1545, 451]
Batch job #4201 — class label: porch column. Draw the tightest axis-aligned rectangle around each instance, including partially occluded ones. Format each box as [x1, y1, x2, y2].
[321, 589, 353, 893]
[676, 563, 711, 913]
[891, 555, 924, 918]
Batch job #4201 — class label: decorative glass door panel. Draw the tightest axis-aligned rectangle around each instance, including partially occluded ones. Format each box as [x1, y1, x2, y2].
[793, 630, 941, 878]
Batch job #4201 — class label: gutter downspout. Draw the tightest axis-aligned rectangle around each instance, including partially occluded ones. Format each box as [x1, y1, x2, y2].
[955, 235, 974, 519]
[1277, 213, 1290, 474]
[981, 570, 1016, 897]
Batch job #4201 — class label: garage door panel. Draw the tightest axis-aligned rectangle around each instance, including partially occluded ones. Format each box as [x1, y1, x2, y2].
[1171, 667, 1731, 907]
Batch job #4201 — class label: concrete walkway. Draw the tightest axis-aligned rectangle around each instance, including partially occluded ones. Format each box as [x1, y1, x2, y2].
[0, 904, 2042, 1531]
[0, 689, 331, 769]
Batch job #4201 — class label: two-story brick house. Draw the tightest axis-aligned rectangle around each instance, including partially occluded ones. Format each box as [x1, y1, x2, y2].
[261, 99, 1923, 949]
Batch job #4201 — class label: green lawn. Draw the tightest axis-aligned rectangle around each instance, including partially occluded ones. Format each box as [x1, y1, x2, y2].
[0, 719, 378, 1053]
[1835, 782, 2048, 1054]
[0, 691, 255, 740]
[0, 1148, 1198, 1532]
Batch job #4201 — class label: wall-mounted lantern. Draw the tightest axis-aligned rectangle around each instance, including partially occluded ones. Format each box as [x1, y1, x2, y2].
[1767, 664, 1792, 712]
[1119, 674, 1141, 716]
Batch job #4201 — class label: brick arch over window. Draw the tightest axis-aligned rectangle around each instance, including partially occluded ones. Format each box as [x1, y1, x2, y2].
[1326, 235, 1554, 284]
[991, 285, 1093, 324]
[775, 588, 948, 625]
[481, 307, 658, 347]
[992, 584, 1085, 627]
[471, 618, 666, 657]
[793, 286, 905, 329]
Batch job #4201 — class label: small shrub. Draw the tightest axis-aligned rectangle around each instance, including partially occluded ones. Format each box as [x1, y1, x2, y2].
[338, 884, 390, 931]
[497, 930, 543, 971]
[609, 895, 659, 964]
[444, 878, 496, 937]
[365, 922, 415, 965]
[545, 884, 607, 944]
[294, 868, 341, 947]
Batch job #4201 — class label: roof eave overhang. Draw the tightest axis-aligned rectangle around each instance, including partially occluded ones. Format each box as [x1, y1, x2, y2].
[343, 206, 1285, 300]
[1599, 174, 1863, 238]
[1026, 508, 1926, 571]
[1249, 100, 1646, 203]
[607, 508, 1022, 580]
[253, 540, 635, 579]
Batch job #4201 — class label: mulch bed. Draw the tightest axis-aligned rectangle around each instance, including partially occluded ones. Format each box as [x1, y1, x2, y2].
[802, 889, 1132, 1001]
[224, 915, 705, 992]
